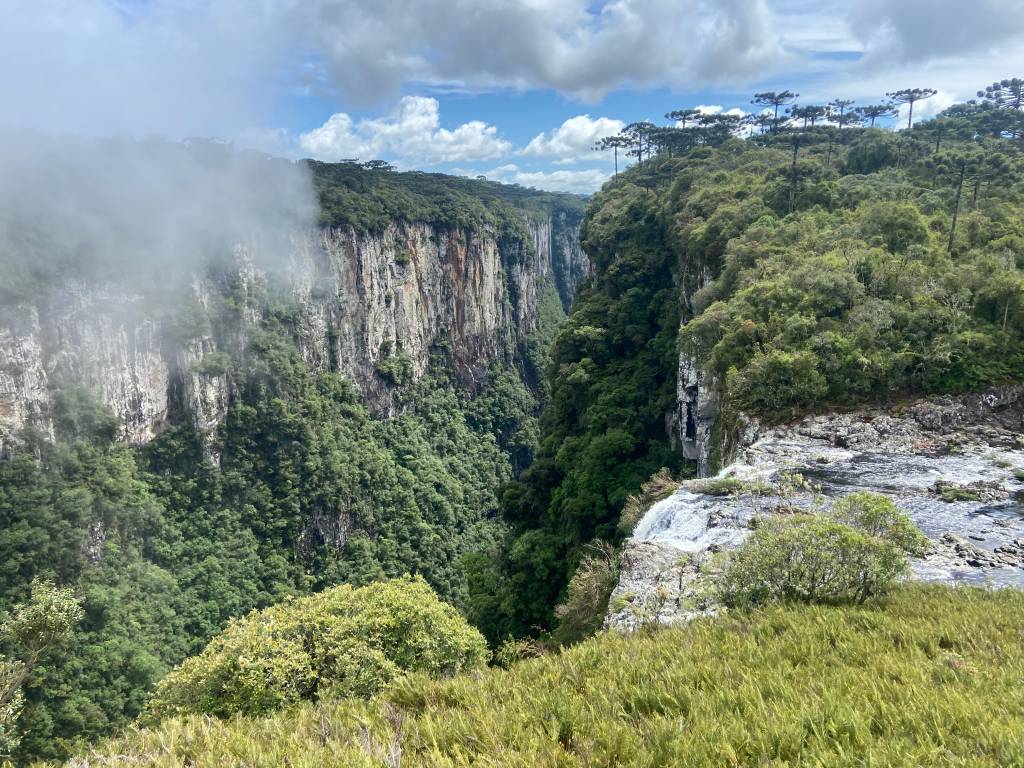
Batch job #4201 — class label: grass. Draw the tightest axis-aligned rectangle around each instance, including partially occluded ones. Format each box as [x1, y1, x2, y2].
[690, 476, 774, 497]
[61, 585, 1024, 767]
[935, 484, 985, 503]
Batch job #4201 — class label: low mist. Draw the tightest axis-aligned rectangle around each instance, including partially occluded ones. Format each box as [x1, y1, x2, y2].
[0, 130, 318, 300]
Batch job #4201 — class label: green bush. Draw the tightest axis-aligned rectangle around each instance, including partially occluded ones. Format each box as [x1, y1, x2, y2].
[143, 576, 488, 722]
[727, 349, 828, 414]
[552, 540, 619, 645]
[718, 493, 926, 608]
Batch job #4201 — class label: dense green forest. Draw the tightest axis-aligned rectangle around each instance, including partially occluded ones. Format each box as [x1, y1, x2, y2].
[487, 93, 1024, 641]
[0, 168, 579, 762]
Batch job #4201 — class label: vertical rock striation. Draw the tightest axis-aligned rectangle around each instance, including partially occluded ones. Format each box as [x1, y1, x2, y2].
[0, 211, 589, 448]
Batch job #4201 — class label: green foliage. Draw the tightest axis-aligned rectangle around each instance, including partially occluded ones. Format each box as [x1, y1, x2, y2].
[495, 182, 688, 635]
[689, 476, 772, 497]
[0, 581, 81, 758]
[551, 541, 619, 646]
[144, 577, 487, 722]
[63, 585, 1024, 767]
[718, 492, 927, 608]
[934, 482, 985, 503]
[673, 135, 1024, 422]
[617, 468, 679, 536]
[0, 292, 552, 761]
[309, 161, 584, 235]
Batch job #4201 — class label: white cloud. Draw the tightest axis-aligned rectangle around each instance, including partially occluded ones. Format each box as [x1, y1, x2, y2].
[848, 0, 1022, 64]
[893, 90, 958, 129]
[521, 115, 626, 162]
[482, 164, 610, 194]
[695, 105, 748, 117]
[299, 97, 511, 164]
[0, 0, 297, 137]
[293, 0, 785, 104]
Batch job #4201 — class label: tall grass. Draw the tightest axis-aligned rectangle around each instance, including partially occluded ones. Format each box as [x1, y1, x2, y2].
[61, 585, 1024, 767]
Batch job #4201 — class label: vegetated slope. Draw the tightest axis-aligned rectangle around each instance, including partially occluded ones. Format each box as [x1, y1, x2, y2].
[490, 112, 1024, 639]
[62, 585, 1024, 767]
[0, 166, 583, 763]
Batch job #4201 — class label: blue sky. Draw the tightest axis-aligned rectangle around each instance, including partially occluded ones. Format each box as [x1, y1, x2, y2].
[6, 0, 1024, 193]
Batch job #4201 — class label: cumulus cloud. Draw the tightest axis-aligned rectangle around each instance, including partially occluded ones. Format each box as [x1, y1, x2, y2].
[695, 105, 748, 117]
[299, 97, 511, 164]
[4, 1, 784, 129]
[293, 0, 786, 104]
[848, 0, 1023, 63]
[521, 115, 626, 162]
[481, 164, 610, 195]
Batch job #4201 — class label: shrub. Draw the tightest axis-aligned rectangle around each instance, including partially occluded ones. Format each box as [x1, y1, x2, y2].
[718, 493, 925, 608]
[691, 476, 773, 497]
[552, 541, 619, 645]
[617, 468, 679, 536]
[831, 491, 929, 556]
[143, 576, 488, 722]
[727, 348, 828, 414]
[0, 580, 81, 756]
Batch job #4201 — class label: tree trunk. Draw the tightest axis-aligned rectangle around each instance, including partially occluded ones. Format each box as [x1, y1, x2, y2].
[788, 138, 800, 214]
[972, 177, 980, 206]
[907, 101, 914, 130]
[948, 163, 965, 253]
[614, 146, 618, 175]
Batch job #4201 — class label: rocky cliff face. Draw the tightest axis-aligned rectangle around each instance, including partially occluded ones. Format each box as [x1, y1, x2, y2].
[608, 386, 1024, 630]
[0, 212, 588, 448]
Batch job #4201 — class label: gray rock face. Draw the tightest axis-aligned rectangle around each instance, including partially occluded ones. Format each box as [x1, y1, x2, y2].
[0, 214, 588, 449]
[608, 386, 1024, 631]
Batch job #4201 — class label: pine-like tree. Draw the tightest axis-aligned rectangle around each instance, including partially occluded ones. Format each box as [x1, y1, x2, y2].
[751, 91, 799, 131]
[886, 88, 938, 130]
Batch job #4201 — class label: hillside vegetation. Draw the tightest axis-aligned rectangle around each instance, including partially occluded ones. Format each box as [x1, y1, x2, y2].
[0, 170, 579, 762]
[60, 585, 1024, 767]
[490, 100, 1024, 640]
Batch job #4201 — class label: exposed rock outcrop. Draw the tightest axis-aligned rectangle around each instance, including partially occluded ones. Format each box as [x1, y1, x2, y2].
[608, 386, 1024, 631]
[0, 212, 588, 448]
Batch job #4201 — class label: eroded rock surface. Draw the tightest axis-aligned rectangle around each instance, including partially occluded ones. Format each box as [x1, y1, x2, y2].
[0, 215, 588, 449]
[608, 386, 1024, 631]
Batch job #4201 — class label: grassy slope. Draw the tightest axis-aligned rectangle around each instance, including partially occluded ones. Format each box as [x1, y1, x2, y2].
[63, 585, 1024, 767]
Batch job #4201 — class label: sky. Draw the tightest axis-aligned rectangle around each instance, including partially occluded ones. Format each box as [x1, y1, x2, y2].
[5, 0, 1024, 194]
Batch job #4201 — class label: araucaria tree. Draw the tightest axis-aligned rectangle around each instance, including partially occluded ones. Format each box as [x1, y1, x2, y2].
[828, 99, 857, 128]
[857, 103, 897, 127]
[752, 90, 799, 131]
[594, 134, 630, 175]
[978, 77, 1024, 111]
[886, 88, 938, 129]
[788, 104, 827, 128]
[665, 108, 702, 129]
[930, 148, 982, 252]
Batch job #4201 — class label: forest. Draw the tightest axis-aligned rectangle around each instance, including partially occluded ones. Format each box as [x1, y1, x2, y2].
[489, 80, 1024, 641]
[3, 78, 1024, 765]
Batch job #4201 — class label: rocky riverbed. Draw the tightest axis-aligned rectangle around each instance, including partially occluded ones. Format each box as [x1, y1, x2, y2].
[607, 386, 1024, 630]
